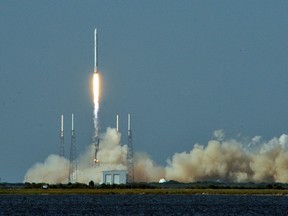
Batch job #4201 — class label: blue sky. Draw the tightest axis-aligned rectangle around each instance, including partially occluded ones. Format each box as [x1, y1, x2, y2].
[1, 1, 288, 182]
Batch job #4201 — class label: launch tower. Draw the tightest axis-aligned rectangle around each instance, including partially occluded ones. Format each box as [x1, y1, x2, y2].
[127, 113, 134, 182]
[69, 113, 77, 183]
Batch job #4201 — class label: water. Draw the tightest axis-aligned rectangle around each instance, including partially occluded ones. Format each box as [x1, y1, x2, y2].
[1, 194, 288, 215]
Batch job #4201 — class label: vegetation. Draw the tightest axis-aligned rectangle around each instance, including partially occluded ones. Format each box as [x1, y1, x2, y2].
[1, 181, 288, 195]
[1, 188, 288, 195]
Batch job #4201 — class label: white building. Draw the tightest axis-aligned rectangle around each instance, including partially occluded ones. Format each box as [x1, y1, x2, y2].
[102, 170, 127, 184]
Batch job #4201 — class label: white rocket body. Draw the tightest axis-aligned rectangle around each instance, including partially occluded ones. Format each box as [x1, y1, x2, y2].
[94, 28, 98, 73]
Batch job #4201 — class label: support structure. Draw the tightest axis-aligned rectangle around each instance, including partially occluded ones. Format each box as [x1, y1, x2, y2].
[59, 114, 64, 157]
[69, 113, 77, 183]
[127, 113, 134, 183]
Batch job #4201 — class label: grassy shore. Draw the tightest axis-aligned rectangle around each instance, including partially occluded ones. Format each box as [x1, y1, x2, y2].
[1, 188, 288, 195]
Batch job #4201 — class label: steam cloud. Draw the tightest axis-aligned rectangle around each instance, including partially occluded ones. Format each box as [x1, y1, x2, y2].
[24, 129, 288, 184]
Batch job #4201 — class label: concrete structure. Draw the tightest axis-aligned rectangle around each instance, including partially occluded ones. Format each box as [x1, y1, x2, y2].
[102, 170, 127, 184]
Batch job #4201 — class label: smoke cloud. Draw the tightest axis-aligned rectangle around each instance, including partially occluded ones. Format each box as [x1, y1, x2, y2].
[24, 155, 70, 183]
[24, 127, 127, 184]
[166, 131, 288, 183]
[24, 128, 288, 184]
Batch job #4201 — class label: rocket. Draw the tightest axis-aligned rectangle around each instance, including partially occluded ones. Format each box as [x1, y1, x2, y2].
[94, 28, 98, 73]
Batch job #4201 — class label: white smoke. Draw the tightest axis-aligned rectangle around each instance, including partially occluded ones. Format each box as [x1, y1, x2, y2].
[24, 155, 70, 183]
[24, 127, 127, 184]
[213, 129, 225, 141]
[133, 152, 165, 182]
[24, 129, 288, 184]
[165, 133, 288, 183]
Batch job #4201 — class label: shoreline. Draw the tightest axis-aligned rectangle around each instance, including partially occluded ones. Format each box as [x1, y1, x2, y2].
[1, 188, 288, 195]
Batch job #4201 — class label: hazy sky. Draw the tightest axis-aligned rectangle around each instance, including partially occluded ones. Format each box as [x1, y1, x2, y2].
[1, 1, 288, 182]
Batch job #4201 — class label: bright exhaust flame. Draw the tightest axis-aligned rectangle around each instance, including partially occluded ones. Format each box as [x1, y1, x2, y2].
[93, 73, 100, 165]
[93, 73, 100, 138]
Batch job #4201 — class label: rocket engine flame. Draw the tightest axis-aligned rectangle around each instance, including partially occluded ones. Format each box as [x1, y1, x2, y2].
[93, 73, 100, 165]
[93, 73, 100, 129]
[93, 73, 100, 136]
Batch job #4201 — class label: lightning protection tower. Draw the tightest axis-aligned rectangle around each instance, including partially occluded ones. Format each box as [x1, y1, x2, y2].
[69, 113, 77, 183]
[127, 113, 134, 183]
[116, 114, 119, 132]
[59, 114, 64, 157]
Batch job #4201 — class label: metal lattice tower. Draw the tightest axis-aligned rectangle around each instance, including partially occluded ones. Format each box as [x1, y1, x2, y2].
[59, 114, 64, 157]
[69, 113, 77, 183]
[127, 113, 134, 183]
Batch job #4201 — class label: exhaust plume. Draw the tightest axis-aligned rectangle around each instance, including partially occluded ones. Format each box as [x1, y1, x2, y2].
[93, 73, 100, 140]
[24, 129, 288, 184]
[165, 131, 288, 183]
